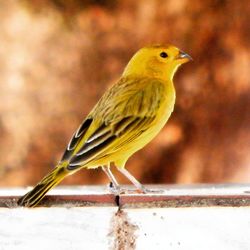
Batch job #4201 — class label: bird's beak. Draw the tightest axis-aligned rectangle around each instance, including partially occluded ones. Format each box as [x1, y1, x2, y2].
[176, 50, 193, 63]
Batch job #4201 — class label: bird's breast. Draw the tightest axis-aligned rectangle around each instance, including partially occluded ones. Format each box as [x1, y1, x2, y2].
[130, 82, 176, 152]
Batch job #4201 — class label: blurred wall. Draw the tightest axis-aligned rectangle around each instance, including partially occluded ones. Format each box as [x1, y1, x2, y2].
[0, 0, 249, 186]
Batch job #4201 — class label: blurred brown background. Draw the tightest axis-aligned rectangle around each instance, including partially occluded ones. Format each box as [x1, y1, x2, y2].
[0, 0, 249, 187]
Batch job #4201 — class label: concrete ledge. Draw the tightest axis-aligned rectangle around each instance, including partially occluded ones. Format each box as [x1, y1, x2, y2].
[1, 184, 250, 250]
[1, 184, 250, 208]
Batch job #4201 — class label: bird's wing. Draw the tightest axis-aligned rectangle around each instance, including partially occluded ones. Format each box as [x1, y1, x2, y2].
[62, 78, 165, 169]
[67, 115, 155, 168]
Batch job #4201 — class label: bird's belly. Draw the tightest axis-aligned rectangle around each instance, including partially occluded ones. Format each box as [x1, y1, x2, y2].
[114, 97, 175, 161]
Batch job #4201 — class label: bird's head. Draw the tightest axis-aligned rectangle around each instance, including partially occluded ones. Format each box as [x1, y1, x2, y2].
[122, 44, 192, 81]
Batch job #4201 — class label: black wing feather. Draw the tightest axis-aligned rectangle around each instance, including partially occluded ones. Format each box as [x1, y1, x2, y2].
[68, 135, 117, 169]
[67, 116, 141, 169]
[61, 118, 92, 161]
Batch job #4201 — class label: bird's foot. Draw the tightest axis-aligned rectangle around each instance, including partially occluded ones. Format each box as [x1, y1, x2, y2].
[108, 182, 123, 195]
[108, 183, 164, 195]
[108, 183, 137, 195]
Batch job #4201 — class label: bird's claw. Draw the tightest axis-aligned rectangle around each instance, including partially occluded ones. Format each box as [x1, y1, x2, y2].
[108, 183, 164, 195]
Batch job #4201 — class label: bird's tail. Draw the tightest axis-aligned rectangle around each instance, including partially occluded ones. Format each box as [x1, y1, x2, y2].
[18, 163, 69, 207]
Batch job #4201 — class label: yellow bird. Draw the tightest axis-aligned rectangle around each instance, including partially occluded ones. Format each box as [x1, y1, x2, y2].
[18, 44, 192, 207]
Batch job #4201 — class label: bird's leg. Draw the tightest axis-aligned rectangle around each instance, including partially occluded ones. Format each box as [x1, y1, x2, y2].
[116, 167, 164, 194]
[116, 167, 148, 193]
[101, 166, 120, 194]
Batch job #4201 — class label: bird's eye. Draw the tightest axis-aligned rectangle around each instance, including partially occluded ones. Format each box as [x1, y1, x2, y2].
[160, 52, 168, 58]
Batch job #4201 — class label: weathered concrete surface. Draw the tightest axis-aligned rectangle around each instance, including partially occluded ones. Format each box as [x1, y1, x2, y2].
[0, 184, 250, 250]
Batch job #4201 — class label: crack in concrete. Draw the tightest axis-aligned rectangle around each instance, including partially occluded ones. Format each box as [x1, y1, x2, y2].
[115, 195, 120, 207]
